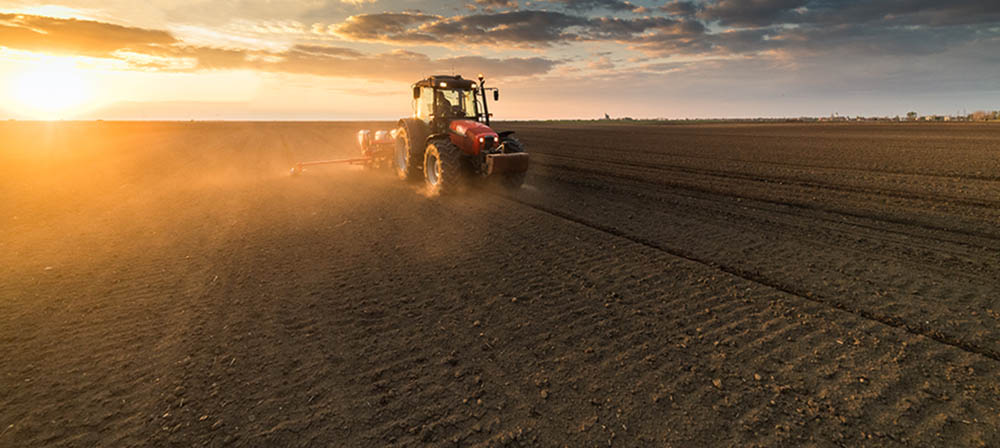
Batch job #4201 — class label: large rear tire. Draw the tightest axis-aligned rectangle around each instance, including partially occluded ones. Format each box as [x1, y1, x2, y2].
[499, 136, 526, 190]
[424, 138, 463, 195]
[394, 125, 424, 181]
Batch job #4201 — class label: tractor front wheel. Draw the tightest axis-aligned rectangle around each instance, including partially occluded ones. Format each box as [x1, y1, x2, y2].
[423, 139, 463, 195]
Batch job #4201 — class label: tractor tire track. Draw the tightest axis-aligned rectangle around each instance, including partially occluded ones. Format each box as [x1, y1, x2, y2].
[532, 150, 1000, 210]
[531, 160, 1000, 280]
[526, 133, 1000, 182]
[499, 193, 1000, 364]
[534, 159, 1000, 245]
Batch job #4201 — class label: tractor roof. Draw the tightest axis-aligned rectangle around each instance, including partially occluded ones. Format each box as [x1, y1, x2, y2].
[414, 75, 476, 90]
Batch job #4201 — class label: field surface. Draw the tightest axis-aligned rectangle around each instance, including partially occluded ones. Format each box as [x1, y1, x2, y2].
[2, 121, 1000, 447]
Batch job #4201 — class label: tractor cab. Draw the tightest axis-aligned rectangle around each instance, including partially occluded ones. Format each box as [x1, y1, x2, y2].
[411, 75, 498, 132]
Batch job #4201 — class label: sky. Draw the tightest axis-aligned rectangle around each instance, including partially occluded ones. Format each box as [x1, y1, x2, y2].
[0, 0, 998, 120]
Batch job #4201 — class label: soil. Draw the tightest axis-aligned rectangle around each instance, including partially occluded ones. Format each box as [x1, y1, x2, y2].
[2, 121, 1000, 447]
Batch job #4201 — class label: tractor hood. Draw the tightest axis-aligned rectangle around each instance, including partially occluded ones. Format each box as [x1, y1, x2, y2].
[448, 120, 497, 155]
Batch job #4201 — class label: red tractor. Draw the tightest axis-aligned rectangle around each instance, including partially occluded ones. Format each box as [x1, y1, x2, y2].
[292, 74, 529, 194]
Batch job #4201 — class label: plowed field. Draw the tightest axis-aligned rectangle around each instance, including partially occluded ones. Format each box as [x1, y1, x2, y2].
[2, 121, 999, 446]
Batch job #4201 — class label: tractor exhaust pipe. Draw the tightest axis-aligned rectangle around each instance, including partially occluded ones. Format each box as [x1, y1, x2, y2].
[478, 73, 490, 127]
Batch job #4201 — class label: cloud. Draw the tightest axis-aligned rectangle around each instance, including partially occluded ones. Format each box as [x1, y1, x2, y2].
[545, 0, 638, 12]
[0, 14, 559, 82]
[4, 5, 998, 92]
[0, 13, 175, 57]
[585, 16, 705, 40]
[268, 45, 557, 81]
[334, 10, 589, 46]
[164, 0, 335, 26]
[288, 44, 364, 58]
[792, 0, 1000, 27]
[661, 1, 699, 17]
[436, 55, 557, 78]
[768, 22, 995, 57]
[330, 10, 706, 48]
[425, 11, 589, 45]
[471, 0, 519, 11]
[587, 55, 615, 70]
[698, 0, 808, 27]
[333, 12, 440, 42]
[695, 0, 1000, 28]
[628, 1, 1000, 57]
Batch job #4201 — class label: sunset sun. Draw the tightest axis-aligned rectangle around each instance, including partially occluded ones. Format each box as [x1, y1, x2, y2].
[11, 61, 92, 118]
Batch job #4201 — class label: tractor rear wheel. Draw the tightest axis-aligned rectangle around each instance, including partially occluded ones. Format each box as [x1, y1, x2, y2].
[423, 138, 463, 195]
[499, 136, 526, 190]
[394, 125, 423, 181]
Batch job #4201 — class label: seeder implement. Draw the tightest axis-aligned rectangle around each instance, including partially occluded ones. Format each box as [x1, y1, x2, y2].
[289, 129, 395, 175]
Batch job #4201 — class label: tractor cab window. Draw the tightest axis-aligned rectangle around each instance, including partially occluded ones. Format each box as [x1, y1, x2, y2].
[434, 89, 477, 119]
[414, 87, 435, 121]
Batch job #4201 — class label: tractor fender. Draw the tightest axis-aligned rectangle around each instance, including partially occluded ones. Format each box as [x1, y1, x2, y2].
[425, 132, 449, 144]
[498, 131, 516, 140]
[398, 118, 429, 144]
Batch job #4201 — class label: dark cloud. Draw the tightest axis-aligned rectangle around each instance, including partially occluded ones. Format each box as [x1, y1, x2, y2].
[326, 5, 998, 59]
[471, 0, 519, 11]
[793, 0, 1000, 27]
[0, 14, 558, 82]
[698, 0, 808, 27]
[585, 16, 705, 40]
[0, 13, 175, 57]
[333, 10, 707, 47]
[770, 22, 993, 57]
[631, 1, 1000, 57]
[695, 0, 1000, 28]
[545, 0, 638, 12]
[335, 11, 589, 46]
[661, 1, 699, 17]
[4, 5, 998, 87]
[313, 2, 991, 60]
[334, 12, 440, 42]
[425, 11, 588, 44]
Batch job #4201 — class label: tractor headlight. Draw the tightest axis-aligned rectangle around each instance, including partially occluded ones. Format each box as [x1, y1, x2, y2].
[479, 137, 484, 143]
[439, 82, 447, 87]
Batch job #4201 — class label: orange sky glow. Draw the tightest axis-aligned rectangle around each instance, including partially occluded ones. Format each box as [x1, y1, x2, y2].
[1, 1, 998, 120]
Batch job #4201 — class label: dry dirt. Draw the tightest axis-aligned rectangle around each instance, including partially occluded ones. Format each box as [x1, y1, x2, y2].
[2, 121, 1000, 447]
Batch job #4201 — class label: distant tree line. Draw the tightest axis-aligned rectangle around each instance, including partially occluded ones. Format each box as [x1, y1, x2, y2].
[583, 111, 1000, 123]
[902, 110, 1000, 122]
[970, 110, 1000, 121]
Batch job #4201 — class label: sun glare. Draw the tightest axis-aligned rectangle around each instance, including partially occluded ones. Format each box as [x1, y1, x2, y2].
[10, 61, 93, 118]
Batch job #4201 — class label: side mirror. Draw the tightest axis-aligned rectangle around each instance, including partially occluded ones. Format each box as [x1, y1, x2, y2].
[493, 90, 499, 101]
[413, 87, 420, 100]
